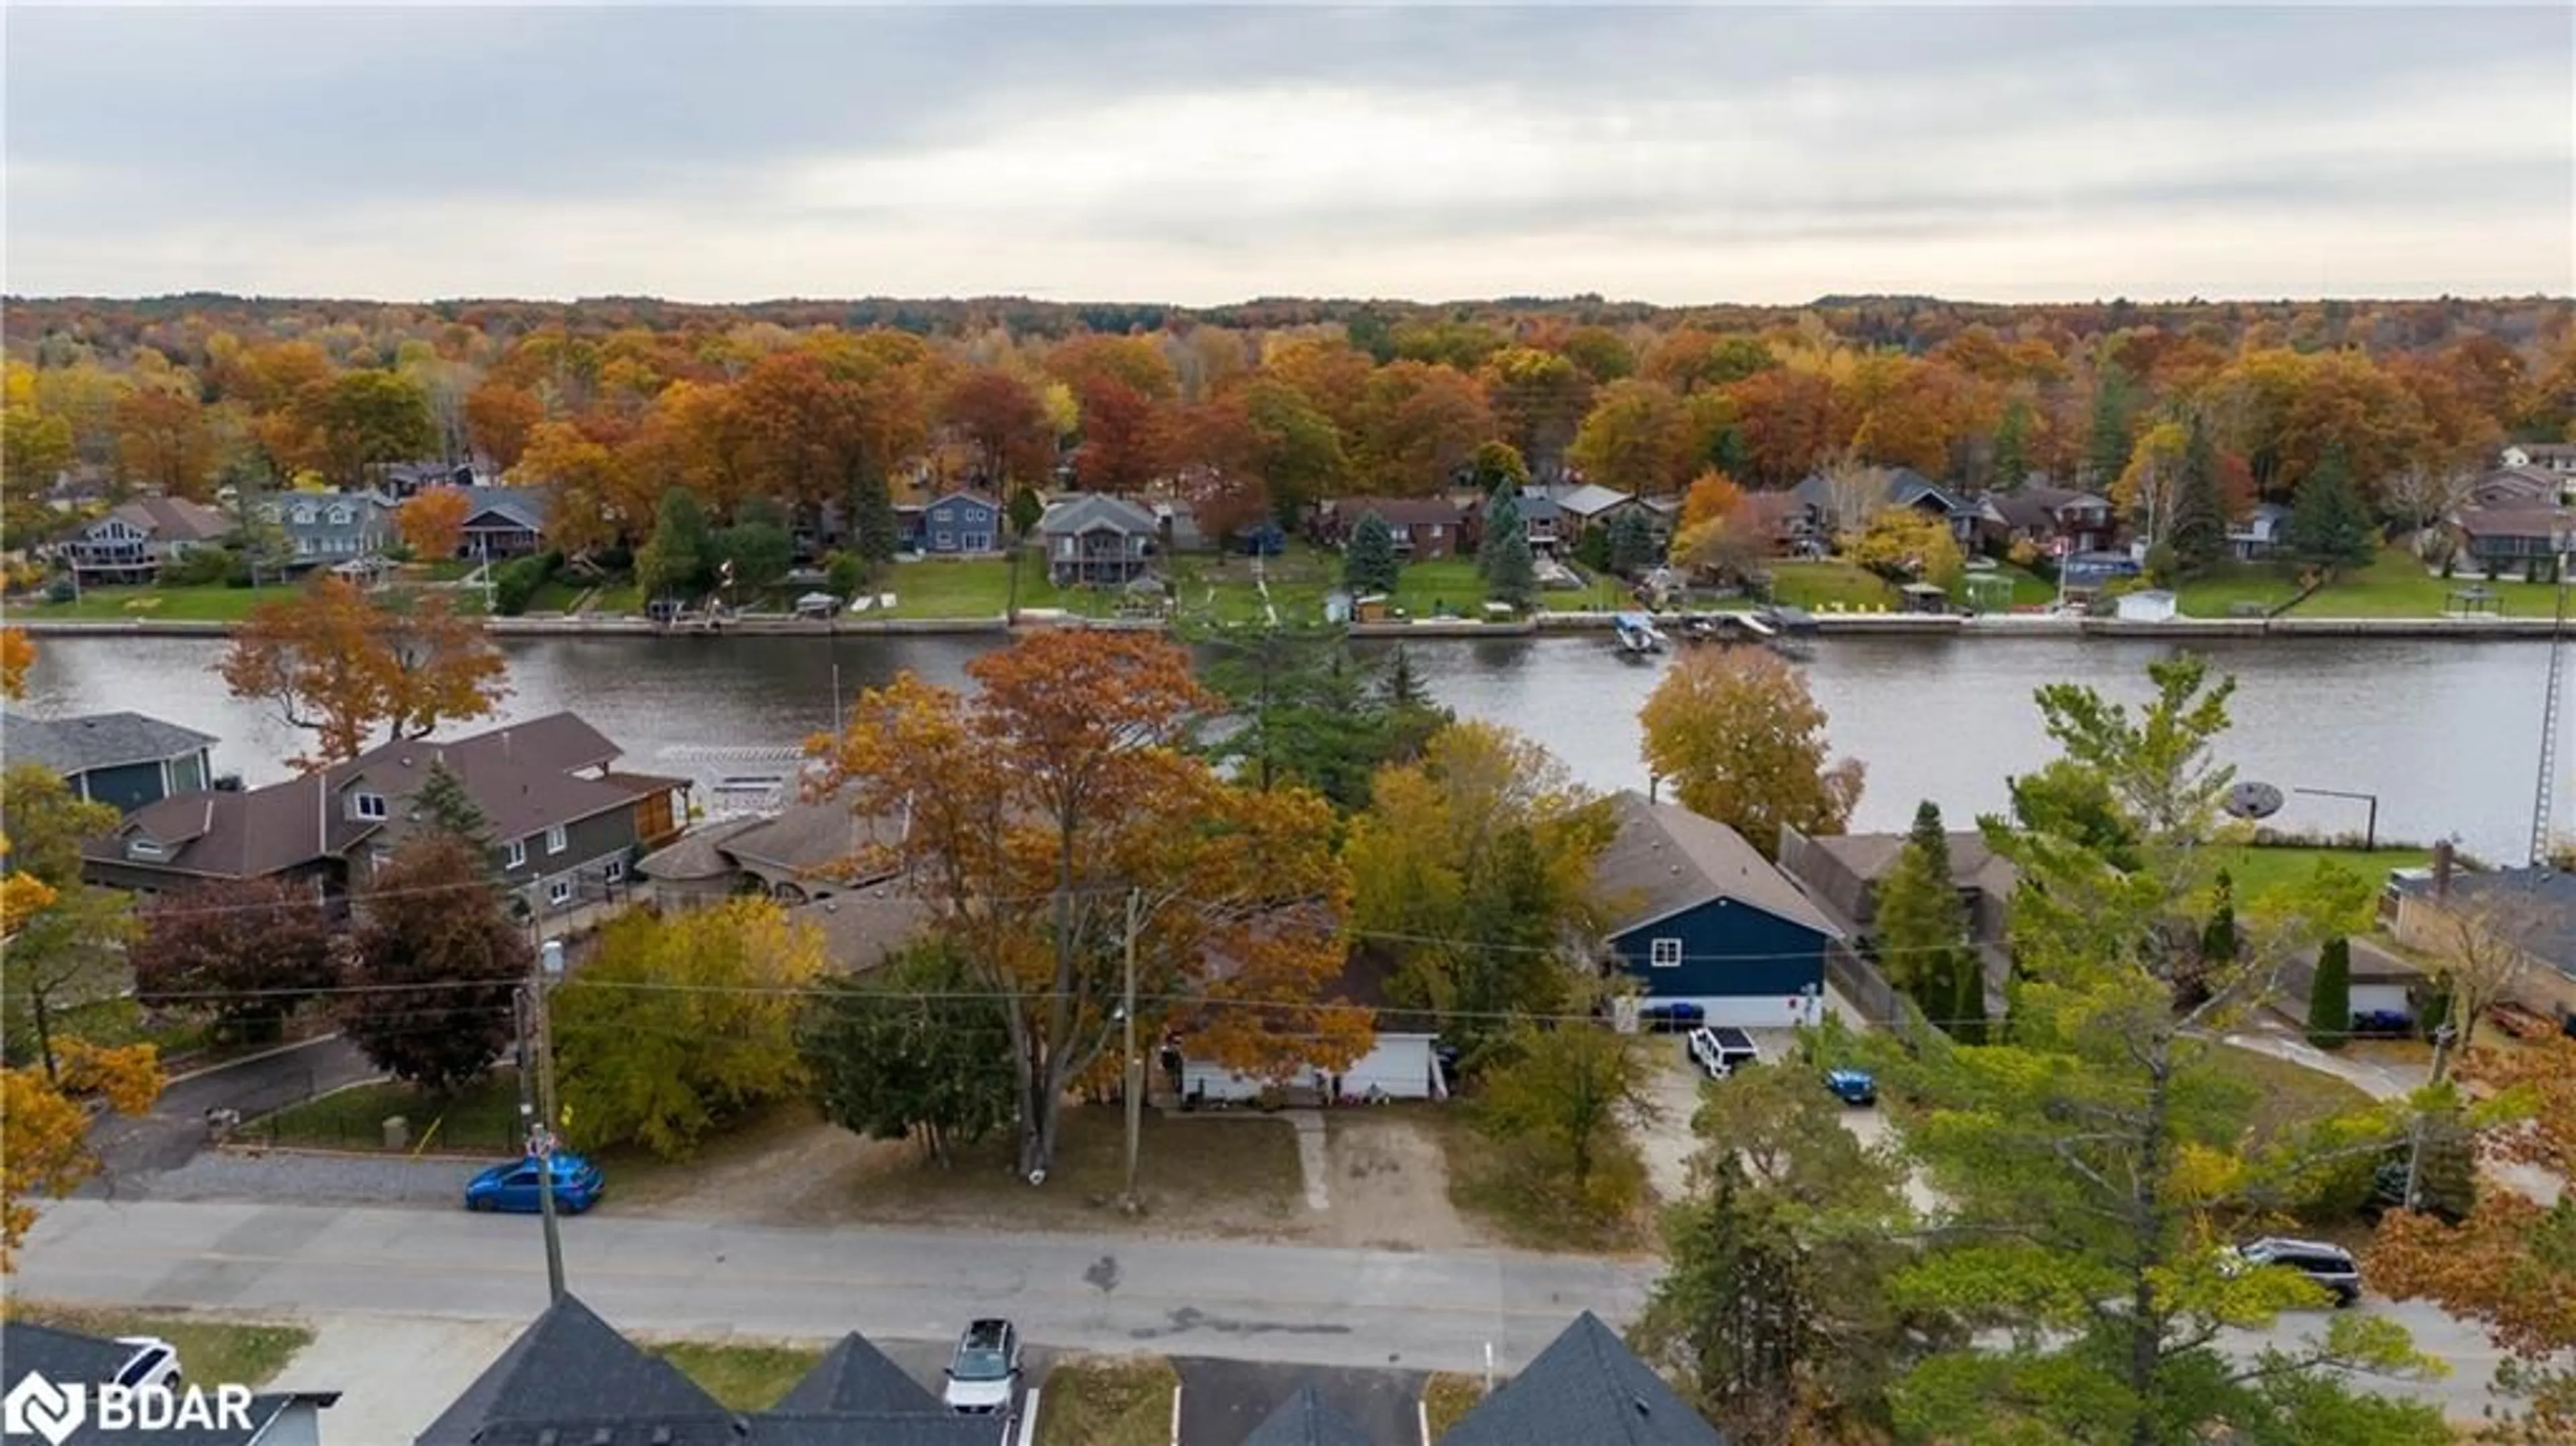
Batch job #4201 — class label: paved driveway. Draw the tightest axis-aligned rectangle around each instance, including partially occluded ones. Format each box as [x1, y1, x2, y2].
[1174, 1357, 1424, 1446]
[85, 1036, 377, 1185]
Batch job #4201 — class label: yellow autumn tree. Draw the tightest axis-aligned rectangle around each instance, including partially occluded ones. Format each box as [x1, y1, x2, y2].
[1640, 646, 1865, 859]
[1841, 506, 1964, 594]
[1, 628, 32, 700]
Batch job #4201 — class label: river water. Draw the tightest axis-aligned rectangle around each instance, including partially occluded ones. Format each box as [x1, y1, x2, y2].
[11, 632, 2554, 865]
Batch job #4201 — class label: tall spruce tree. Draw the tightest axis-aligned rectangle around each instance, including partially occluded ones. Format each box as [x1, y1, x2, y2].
[1607, 508, 1658, 577]
[1487, 520, 1539, 612]
[1344, 511, 1401, 595]
[1479, 488, 1523, 582]
[2167, 419, 2229, 575]
[1992, 398, 2033, 491]
[2084, 362, 2137, 490]
[413, 759, 494, 856]
[2287, 450, 2376, 573]
[2306, 936, 2352, 1050]
[1872, 800, 1985, 1042]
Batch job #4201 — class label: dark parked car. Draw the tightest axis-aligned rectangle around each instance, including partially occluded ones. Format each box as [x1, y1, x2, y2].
[2228, 1237, 2361, 1307]
[464, 1153, 604, 1215]
[1639, 1001, 1707, 1034]
[1823, 1066, 1877, 1106]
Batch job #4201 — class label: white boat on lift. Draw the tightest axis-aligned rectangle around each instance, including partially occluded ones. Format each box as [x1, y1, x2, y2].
[1611, 612, 1668, 656]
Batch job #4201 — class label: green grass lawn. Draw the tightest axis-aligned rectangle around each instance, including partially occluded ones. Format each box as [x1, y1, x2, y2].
[22, 583, 301, 621]
[587, 580, 644, 616]
[649, 1341, 825, 1410]
[523, 578, 586, 614]
[871, 557, 1094, 619]
[2214, 844, 2432, 908]
[1431, 1103, 1654, 1254]
[1763, 559, 1897, 612]
[254, 1073, 526, 1155]
[2210, 1042, 2377, 1144]
[416, 559, 482, 582]
[1387, 557, 1488, 618]
[2177, 547, 2559, 620]
[1035, 1356, 1179, 1446]
[1956, 564, 2057, 611]
[1, 1304, 312, 1387]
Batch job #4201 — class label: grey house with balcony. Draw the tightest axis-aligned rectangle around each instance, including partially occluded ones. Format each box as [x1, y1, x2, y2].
[85, 713, 687, 922]
[1038, 494, 1157, 586]
[4, 710, 219, 814]
[63, 496, 234, 583]
[258, 492, 396, 569]
[453, 486, 551, 559]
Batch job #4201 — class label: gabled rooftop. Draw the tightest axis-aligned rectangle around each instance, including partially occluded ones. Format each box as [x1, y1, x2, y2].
[1591, 791, 1840, 942]
[1438, 1313, 1727, 1446]
[5, 710, 215, 778]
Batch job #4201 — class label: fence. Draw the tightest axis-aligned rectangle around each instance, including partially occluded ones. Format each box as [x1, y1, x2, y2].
[227, 1069, 528, 1156]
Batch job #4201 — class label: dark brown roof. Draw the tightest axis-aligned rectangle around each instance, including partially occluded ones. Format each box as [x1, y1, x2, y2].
[107, 495, 234, 543]
[1988, 486, 2109, 531]
[94, 712, 667, 879]
[1336, 497, 1464, 528]
[1799, 830, 2016, 897]
[1591, 791, 1839, 940]
[723, 799, 906, 880]
[2457, 505, 2576, 541]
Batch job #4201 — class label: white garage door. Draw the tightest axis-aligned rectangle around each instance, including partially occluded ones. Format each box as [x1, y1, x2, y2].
[1179, 1035, 1444, 1103]
[1666, 994, 1825, 1029]
[2351, 984, 2414, 1017]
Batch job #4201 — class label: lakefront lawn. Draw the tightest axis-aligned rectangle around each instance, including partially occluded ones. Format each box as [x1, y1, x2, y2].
[2178, 547, 2558, 620]
[21, 581, 301, 621]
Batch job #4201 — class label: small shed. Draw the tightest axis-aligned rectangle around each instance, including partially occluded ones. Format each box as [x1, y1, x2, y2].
[1352, 593, 1393, 623]
[1898, 582, 1951, 614]
[2115, 588, 2179, 622]
[1961, 571, 2017, 614]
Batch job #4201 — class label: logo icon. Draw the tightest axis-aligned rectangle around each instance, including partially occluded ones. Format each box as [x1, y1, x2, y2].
[3, 1372, 86, 1446]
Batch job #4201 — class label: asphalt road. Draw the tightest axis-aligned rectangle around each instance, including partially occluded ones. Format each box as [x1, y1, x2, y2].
[84, 1036, 377, 1184]
[13, 1197, 2508, 1420]
[15, 1199, 1652, 1377]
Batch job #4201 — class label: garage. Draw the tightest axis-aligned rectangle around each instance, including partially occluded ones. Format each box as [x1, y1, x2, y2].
[1180, 1031, 1445, 1104]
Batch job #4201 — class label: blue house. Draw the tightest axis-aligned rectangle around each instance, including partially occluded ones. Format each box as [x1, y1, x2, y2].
[4, 710, 219, 814]
[908, 490, 1004, 555]
[1592, 791, 1842, 1026]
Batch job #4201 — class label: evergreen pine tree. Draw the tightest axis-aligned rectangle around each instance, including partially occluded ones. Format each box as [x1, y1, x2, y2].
[2166, 419, 2229, 575]
[414, 759, 494, 856]
[1873, 800, 1980, 1041]
[1992, 399, 2032, 491]
[2202, 869, 2239, 964]
[1607, 508, 1658, 577]
[2307, 936, 2352, 1051]
[1344, 511, 1401, 595]
[2084, 362, 2137, 490]
[1479, 490, 1523, 582]
[2286, 450, 2376, 573]
[1487, 522, 1538, 612]
[853, 474, 901, 564]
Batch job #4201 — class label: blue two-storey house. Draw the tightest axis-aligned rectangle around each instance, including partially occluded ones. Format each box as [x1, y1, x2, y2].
[902, 491, 1004, 555]
[1592, 790, 1842, 1026]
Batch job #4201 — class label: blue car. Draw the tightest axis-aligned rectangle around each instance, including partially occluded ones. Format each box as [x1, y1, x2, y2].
[1823, 1068, 1878, 1107]
[464, 1153, 604, 1215]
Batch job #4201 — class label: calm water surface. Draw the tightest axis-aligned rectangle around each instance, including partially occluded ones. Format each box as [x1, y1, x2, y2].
[13, 632, 2553, 864]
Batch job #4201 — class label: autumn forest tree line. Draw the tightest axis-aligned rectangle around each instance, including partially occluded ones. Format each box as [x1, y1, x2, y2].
[6, 294, 2575, 573]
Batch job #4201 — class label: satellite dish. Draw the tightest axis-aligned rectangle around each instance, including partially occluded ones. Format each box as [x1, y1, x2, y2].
[2225, 781, 2285, 820]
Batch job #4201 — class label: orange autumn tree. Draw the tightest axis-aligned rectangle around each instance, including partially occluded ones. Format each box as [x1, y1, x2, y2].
[399, 485, 474, 560]
[222, 575, 508, 769]
[2, 1039, 162, 1270]
[1, 626, 32, 700]
[2369, 1036, 2576, 1438]
[810, 630, 1357, 1178]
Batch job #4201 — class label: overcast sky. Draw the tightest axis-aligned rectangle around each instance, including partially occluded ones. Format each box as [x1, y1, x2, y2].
[5, 5, 2571, 306]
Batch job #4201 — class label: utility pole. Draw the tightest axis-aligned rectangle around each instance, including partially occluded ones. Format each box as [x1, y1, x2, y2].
[520, 938, 567, 1300]
[1121, 887, 1142, 1213]
[2402, 1021, 2459, 1211]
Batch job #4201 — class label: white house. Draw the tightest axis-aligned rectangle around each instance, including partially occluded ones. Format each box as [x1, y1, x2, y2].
[2115, 588, 2179, 622]
[2501, 443, 2576, 476]
[1174, 950, 1447, 1103]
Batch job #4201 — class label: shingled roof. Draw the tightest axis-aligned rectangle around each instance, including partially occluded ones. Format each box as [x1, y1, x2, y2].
[1438, 1313, 1727, 1446]
[4, 711, 215, 779]
[415, 1295, 729, 1446]
[775, 1333, 942, 1414]
[1591, 791, 1839, 942]
[1243, 1383, 1377, 1446]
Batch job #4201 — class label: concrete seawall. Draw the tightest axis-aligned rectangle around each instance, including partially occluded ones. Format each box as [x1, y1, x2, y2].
[9, 611, 2563, 643]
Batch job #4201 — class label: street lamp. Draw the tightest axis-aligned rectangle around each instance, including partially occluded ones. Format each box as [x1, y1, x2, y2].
[2292, 787, 2380, 852]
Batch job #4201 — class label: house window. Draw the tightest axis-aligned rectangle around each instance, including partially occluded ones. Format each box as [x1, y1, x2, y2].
[503, 838, 527, 870]
[546, 877, 574, 907]
[328, 506, 351, 524]
[604, 857, 626, 883]
[352, 792, 388, 820]
[964, 533, 991, 552]
[934, 531, 953, 549]
[1649, 938, 1684, 968]
[125, 838, 164, 861]
[546, 824, 568, 854]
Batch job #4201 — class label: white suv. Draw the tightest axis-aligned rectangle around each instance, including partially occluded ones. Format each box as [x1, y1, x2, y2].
[113, 1337, 182, 1390]
[1686, 1026, 1760, 1080]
